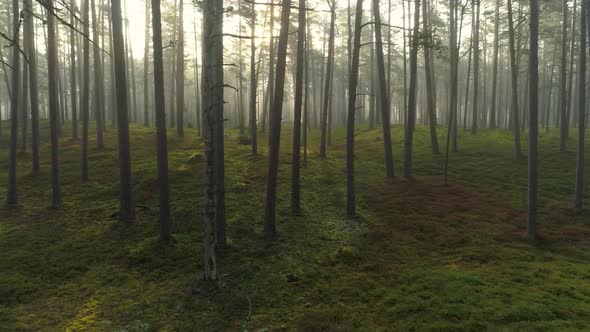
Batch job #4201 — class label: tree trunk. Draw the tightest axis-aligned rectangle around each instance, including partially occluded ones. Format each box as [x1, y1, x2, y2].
[507, 0, 522, 158]
[566, 0, 577, 138]
[91, 0, 104, 149]
[264, 0, 292, 239]
[489, 0, 500, 129]
[151, 0, 171, 243]
[559, 0, 569, 151]
[347, 0, 363, 217]
[202, 0, 223, 280]
[7, 0, 19, 205]
[291, 0, 306, 215]
[81, 0, 90, 181]
[528, 0, 540, 241]
[69, 0, 79, 139]
[249, 2, 258, 154]
[176, 0, 185, 137]
[320, 1, 336, 158]
[262, 0, 275, 134]
[25, 0, 40, 173]
[574, 0, 587, 210]
[143, 0, 150, 127]
[423, 0, 440, 153]
[111, 0, 135, 222]
[47, 0, 62, 206]
[471, 0, 481, 135]
[404, 0, 420, 178]
[373, 0, 395, 177]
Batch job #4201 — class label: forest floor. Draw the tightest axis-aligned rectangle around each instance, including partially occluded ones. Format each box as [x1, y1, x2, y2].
[0, 122, 589, 331]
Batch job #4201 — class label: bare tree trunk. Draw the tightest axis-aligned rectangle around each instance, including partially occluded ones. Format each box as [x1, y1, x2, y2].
[69, 0, 79, 139]
[373, 0, 395, 177]
[202, 0, 222, 280]
[320, 1, 336, 159]
[471, 0, 481, 135]
[151, 0, 171, 243]
[489, 0, 500, 129]
[566, 0, 577, 137]
[423, 0, 440, 153]
[91, 0, 104, 149]
[507, 0, 522, 158]
[7, 0, 19, 205]
[21, 44, 28, 153]
[249, 1, 258, 154]
[47, 0, 62, 206]
[143, 0, 150, 127]
[528, 0, 540, 241]
[25, 0, 40, 173]
[262, 0, 275, 134]
[176, 0, 185, 137]
[291, 0, 306, 215]
[444, 0, 459, 184]
[404, 0, 420, 178]
[347, 0, 363, 216]
[81, 0, 90, 181]
[574, 0, 587, 211]
[264, 0, 291, 239]
[111, 0, 135, 222]
[559, 0, 569, 151]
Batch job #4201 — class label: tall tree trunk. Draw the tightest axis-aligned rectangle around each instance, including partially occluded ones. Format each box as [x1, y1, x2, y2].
[249, 1, 258, 154]
[143, 0, 150, 127]
[444, 0, 459, 184]
[291, 0, 306, 215]
[25, 0, 40, 173]
[202, 0, 221, 280]
[574, 0, 587, 210]
[463, 35, 473, 131]
[91, 0, 104, 149]
[489, 0, 500, 129]
[7, 0, 19, 205]
[320, 1, 336, 158]
[423, 0, 440, 153]
[69, 0, 79, 139]
[507, 0, 522, 158]
[262, 0, 275, 134]
[81, 0, 90, 181]
[373, 0, 395, 177]
[151, 0, 171, 243]
[471, 0, 481, 134]
[528, 0, 540, 241]
[47, 0, 62, 206]
[559, 0, 569, 151]
[566, 0, 577, 137]
[264, 0, 292, 239]
[404, 0, 420, 178]
[347, 0, 363, 217]
[21, 45, 28, 153]
[111, 0, 135, 222]
[176, 0, 185, 137]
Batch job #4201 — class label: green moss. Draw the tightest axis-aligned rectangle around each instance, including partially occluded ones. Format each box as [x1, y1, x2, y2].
[0, 122, 589, 330]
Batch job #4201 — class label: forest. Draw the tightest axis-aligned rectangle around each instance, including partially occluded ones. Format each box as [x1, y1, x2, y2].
[0, 0, 589, 329]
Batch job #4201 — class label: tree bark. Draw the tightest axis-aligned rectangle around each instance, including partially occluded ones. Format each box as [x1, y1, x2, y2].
[291, 0, 306, 215]
[320, 1, 336, 158]
[404, 0, 420, 178]
[111, 0, 135, 222]
[559, 0, 569, 151]
[151, 0, 171, 243]
[574, 0, 587, 210]
[47, 0, 62, 206]
[373, 0, 395, 177]
[91, 0, 104, 149]
[507, 0, 522, 158]
[264, 0, 292, 239]
[347, 0, 363, 217]
[7, 0, 19, 205]
[202, 0, 223, 280]
[528, 0, 540, 240]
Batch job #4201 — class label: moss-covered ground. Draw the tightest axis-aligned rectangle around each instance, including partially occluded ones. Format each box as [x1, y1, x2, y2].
[0, 122, 589, 331]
